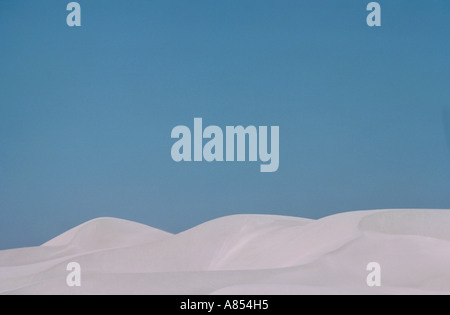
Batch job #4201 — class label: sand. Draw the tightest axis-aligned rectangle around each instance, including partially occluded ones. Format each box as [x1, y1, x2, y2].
[1, 209, 450, 294]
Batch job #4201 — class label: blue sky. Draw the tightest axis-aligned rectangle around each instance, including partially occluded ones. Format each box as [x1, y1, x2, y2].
[1, 1, 450, 249]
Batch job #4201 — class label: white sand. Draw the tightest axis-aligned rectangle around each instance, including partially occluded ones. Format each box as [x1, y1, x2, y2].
[1, 209, 450, 294]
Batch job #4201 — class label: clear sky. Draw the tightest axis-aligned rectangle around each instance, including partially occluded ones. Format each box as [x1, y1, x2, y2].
[1, 1, 450, 249]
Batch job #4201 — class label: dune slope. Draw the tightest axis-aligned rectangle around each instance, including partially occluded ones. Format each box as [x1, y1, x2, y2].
[1, 209, 450, 295]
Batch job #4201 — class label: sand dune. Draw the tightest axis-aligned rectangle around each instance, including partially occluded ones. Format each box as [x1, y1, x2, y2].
[1, 209, 450, 294]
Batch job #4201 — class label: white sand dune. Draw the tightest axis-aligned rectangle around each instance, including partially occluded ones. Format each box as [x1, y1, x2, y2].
[1, 209, 450, 295]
